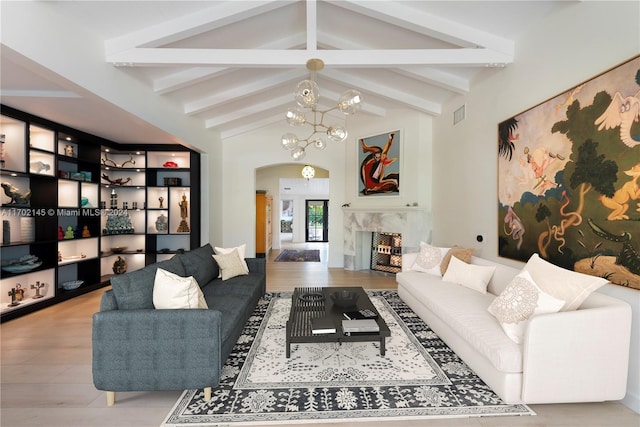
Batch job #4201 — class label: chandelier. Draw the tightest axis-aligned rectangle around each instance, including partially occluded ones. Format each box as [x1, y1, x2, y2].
[281, 58, 362, 161]
[301, 164, 315, 180]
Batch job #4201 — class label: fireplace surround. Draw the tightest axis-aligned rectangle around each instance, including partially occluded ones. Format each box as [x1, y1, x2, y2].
[342, 207, 430, 271]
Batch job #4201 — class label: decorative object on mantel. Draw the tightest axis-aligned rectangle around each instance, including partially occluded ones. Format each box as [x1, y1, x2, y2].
[1, 182, 31, 205]
[301, 164, 315, 180]
[101, 173, 131, 186]
[281, 58, 362, 161]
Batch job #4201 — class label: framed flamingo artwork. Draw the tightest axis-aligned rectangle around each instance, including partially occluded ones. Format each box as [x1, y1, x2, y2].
[498, 55, 640, 289]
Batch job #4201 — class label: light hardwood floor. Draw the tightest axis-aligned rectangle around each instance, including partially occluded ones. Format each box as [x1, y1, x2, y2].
[1, 243, 638, 427]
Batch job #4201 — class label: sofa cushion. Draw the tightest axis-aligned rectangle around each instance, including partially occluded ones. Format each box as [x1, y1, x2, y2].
[110, 256, 186, 310]
[212, 249, 249, 280]
[153, 268, 208, 309]
[488, 270, 564, 343]
[440, 246, 474, 275]
[214, 244, 249, 277]
[442, 255, 495, 294]
[179, 244, 219, 287]
[523, 253, 608, 311]
[397, 271, 523, 373]
[410, 242, 450, 276]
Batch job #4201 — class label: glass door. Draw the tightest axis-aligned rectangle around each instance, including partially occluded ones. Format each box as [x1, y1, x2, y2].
[305, 200, 328, 242]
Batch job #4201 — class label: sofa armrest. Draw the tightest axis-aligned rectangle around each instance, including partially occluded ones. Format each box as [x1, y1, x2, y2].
[246, 257, 266, 274]
[522, 295, 631, 403]
[99, 289, 118, 311]
[92, 308, 223, 392]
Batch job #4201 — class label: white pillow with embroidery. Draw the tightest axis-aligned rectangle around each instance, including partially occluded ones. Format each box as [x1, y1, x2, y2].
[488, 270, 565, 343]
[410, 242, 450, 276]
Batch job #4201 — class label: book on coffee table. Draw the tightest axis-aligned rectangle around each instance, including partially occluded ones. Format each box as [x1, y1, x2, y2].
[311, 317, 336, 334]
[342, 319, 380, 334]
[343, 309, 379, 320]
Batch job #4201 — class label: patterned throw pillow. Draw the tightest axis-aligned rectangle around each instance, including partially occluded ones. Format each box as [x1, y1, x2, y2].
[488, 270, 565, 343]
[410, 242, 450, 276]
[212, 249, 249, 281]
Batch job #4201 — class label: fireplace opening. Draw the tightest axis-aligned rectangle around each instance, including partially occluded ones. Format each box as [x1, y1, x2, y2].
[371, 232, 402, 273]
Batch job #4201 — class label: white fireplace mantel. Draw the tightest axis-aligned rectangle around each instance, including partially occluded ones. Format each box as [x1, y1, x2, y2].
[342, 207, 431, 271]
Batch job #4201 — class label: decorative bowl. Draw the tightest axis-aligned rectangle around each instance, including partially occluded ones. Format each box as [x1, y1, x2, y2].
[1, 261, 42, 273]
[61, 280, 83, 291]
[330, 290, 359, 308]
[110, 246, 127, 254]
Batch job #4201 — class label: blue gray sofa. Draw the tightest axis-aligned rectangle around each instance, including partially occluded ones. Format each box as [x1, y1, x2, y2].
[92, 244, 266, 406]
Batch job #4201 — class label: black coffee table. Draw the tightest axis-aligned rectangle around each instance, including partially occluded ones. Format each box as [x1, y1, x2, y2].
[285, 286, 390, 358]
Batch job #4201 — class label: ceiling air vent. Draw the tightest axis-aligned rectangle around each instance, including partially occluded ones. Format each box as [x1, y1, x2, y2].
[453, 105, 466, 125]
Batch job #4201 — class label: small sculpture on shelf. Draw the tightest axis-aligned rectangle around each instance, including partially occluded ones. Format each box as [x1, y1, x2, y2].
[177, 193, 190, 232]
[110, 189, 118, 209]
[1, 182, 31, 205]
[155, 214, 168, 232]
[7, 286, 21, 307]
[64, 226, 75, 239]
[158, 196, 164, 208]
[112, 256, 127, 274]
[64, 144, 75, 157]
[102, 173, 131, 186]
[30, 161, 51, 174]
[82, 225, 91, 238]
[101, 152, 135, 168]
[31, 281, 45, 299]
[58, 226, 64, 240]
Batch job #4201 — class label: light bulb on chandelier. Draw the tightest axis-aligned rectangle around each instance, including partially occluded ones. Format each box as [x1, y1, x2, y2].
[281, 58, 362, 161]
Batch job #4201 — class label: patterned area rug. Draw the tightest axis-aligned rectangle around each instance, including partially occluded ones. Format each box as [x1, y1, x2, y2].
[274, 249, 320, 262]
[161, 291, 533, 426]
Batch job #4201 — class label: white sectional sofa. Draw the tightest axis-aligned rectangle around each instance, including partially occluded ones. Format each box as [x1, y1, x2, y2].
[396, 252, 632, 404]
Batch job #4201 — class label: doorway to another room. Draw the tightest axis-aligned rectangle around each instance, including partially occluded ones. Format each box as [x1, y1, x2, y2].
[306, 199, 328, 242]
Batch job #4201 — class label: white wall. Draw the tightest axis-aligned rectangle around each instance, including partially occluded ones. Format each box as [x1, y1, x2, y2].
[432, 1, 640, 413]
[221, 108, 433, 267]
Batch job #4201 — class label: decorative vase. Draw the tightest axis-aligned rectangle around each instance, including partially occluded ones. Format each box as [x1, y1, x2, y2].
[112, 256, 127, 274]
[155, 214, 168, 232]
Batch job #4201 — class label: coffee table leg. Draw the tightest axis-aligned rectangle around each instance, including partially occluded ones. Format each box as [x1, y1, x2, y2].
[380, 337, 386, 356]
[286, 342, 291, 358]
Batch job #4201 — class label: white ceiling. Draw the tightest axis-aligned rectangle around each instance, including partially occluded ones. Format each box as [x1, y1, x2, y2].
[0, 1, 568, 144]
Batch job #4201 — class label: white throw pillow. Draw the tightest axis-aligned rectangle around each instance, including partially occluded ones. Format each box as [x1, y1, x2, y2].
[523, 253, 608, 311]
[488, 270, 565, 343]
[442, 255, 496, 294]
[410, 242, 450, 276]
[214, 244, 249, 277]
[153, 268, 208, 309]
[212, 249, 249, 281]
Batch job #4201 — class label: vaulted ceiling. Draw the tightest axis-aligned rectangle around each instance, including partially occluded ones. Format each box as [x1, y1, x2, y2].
[0, 1, 568, 144]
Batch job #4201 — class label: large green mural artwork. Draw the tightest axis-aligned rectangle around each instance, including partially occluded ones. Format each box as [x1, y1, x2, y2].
[498, 56, 640, 290]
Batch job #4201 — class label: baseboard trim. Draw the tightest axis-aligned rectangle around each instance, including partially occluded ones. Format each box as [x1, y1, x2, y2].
[621, 391, 640, 414]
